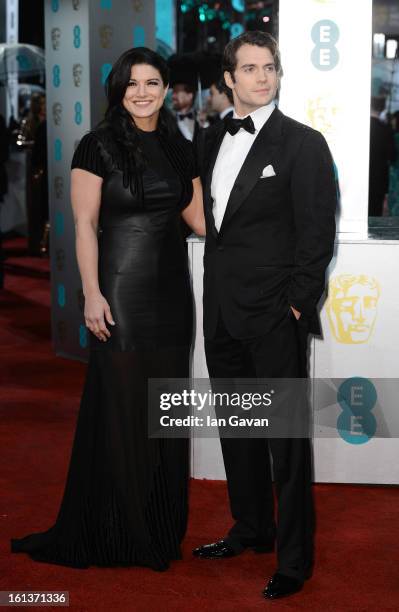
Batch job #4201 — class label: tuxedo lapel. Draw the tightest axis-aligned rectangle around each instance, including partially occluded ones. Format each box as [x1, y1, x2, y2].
[219, 108, 284, 234]
[204, 122, 227, 238]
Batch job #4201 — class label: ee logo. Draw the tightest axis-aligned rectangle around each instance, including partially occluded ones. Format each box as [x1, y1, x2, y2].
[55, 212, 64, 237]
[337, 377, 377, 445]
[54, 139, 62, 161]
[100, 0, 112, 8]
[51, 0, 59, 11]
[53, 65, 61, 88]
[79, 324, 88, 348]
[101, 63, 112, 85]
[57, 284, 66, 308]
[73, 25, 81, 48]
[311, 20, 339, 71]
[74, 102, 83, 125]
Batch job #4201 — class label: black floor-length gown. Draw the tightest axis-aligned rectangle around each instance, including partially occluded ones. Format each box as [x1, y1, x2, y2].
[11, 126, 196, 570]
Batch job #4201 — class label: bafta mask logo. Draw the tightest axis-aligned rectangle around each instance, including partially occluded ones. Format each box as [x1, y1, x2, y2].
[52, 102, 62, 126]
[55, 248, 65, 271]
[77, 288, 85, 312]
[131, 0, 143, 10]
[51, 27, 61, 51]
[57, 320, 67, 344]
[326, 275, 381, 344]
[99, 25, 113, 49]
[72, 0, 81, 9]
[54, 176, 64, 199]
[306, 96, 339, 136]
[73, 63, 83, 87]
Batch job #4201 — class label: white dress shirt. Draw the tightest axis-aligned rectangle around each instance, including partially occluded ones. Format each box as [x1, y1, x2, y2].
[219, 106, 234, 120]
[211, 101, 276, 232]
[177, 114, 195, 141]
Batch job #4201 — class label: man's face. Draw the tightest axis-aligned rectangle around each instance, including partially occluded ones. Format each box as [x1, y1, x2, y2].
[208, 84, 227, 114]
[224, 44, 278, 116]
[328, 282, 379, 344]
[172, 84, 193, 112]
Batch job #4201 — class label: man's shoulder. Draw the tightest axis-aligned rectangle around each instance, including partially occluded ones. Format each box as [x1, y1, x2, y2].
[280, 111, 325, 145]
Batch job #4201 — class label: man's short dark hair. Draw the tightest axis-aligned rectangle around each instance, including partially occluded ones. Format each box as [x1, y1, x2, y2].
[173, 81, 197, 96]
[222, 30, 283, 83]
[212, 77, 234, 104]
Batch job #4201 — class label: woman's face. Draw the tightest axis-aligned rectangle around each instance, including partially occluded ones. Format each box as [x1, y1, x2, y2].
[122, 63, 168, 121]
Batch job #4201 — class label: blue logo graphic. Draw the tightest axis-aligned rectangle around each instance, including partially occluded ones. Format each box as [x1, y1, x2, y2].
[73, 25, 81, 48]
[133, 25, 145, 47]
[53, 65, 61, 87]
[100, 0, 112, 8]
[57, 284, 66, 307]
[55, 212, 64, 236]
[311, 20, 340, 71]
[79, 324, 88, 348]
[337, 377, 377, 444]
[54, 139, 62, 161]
[101, 63, 112, 85]
[74, 102, 83, 125]
[51, 0, 59, 11]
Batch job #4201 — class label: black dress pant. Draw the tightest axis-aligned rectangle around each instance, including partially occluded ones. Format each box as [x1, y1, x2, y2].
[204, 309, 314, 581]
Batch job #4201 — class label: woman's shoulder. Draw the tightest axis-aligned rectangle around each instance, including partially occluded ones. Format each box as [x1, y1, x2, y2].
[72, 125, 116, 176]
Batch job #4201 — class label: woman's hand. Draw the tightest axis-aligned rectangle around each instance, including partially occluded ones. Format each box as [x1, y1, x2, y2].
[84, 291, 115, 341]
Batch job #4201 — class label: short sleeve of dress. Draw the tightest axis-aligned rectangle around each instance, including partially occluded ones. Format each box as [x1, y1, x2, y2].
[71, 132, 106, 178]
[182, 138, 199, 180]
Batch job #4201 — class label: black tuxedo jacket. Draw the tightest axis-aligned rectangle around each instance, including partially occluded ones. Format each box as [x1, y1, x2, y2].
[199, 107, 337, 339]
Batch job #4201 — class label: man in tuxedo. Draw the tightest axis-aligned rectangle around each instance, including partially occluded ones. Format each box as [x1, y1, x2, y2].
[193, 31, 337, 600]
[172, 81, 200, 143]
[208, 78, 234, 124]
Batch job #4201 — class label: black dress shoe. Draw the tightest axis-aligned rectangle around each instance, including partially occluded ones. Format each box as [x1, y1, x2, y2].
[192, 540, 239, 559]
[262, 573, 304, 599]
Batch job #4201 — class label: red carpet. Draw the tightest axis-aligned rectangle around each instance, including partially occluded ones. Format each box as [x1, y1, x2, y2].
[1, 238, 399, 611]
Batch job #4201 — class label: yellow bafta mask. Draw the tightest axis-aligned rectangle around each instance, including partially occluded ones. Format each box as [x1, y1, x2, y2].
[99, 25, 113, 49]
[306, 96, 338, 136]
[326, 275, 380, 344]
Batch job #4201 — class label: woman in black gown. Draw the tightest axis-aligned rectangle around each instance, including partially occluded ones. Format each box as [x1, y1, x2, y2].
[11, 48, 205, 571]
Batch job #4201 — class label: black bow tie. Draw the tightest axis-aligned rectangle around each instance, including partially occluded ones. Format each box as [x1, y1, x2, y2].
[225, 115, 256, 135]
[178, 111, 195, 121]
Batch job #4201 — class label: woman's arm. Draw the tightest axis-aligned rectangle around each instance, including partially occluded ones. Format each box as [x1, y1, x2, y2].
[71, 168, 115, 342]
[181, 177, 206, 236]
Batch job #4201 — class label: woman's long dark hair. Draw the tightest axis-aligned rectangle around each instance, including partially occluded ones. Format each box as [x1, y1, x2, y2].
[97, 47, 192, 206]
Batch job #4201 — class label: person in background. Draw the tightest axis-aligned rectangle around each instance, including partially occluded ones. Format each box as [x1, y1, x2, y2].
[30, 114, 49, 255]
[388, 111, 399, 216]
[172, 81, 200, 142]
[207, 78, 234, 124]
[19, 92, 46, 143]
[369, 96, 395, 216]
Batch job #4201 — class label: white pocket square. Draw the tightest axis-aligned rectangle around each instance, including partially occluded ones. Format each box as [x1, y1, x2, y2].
[260, 164, 276, 178]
